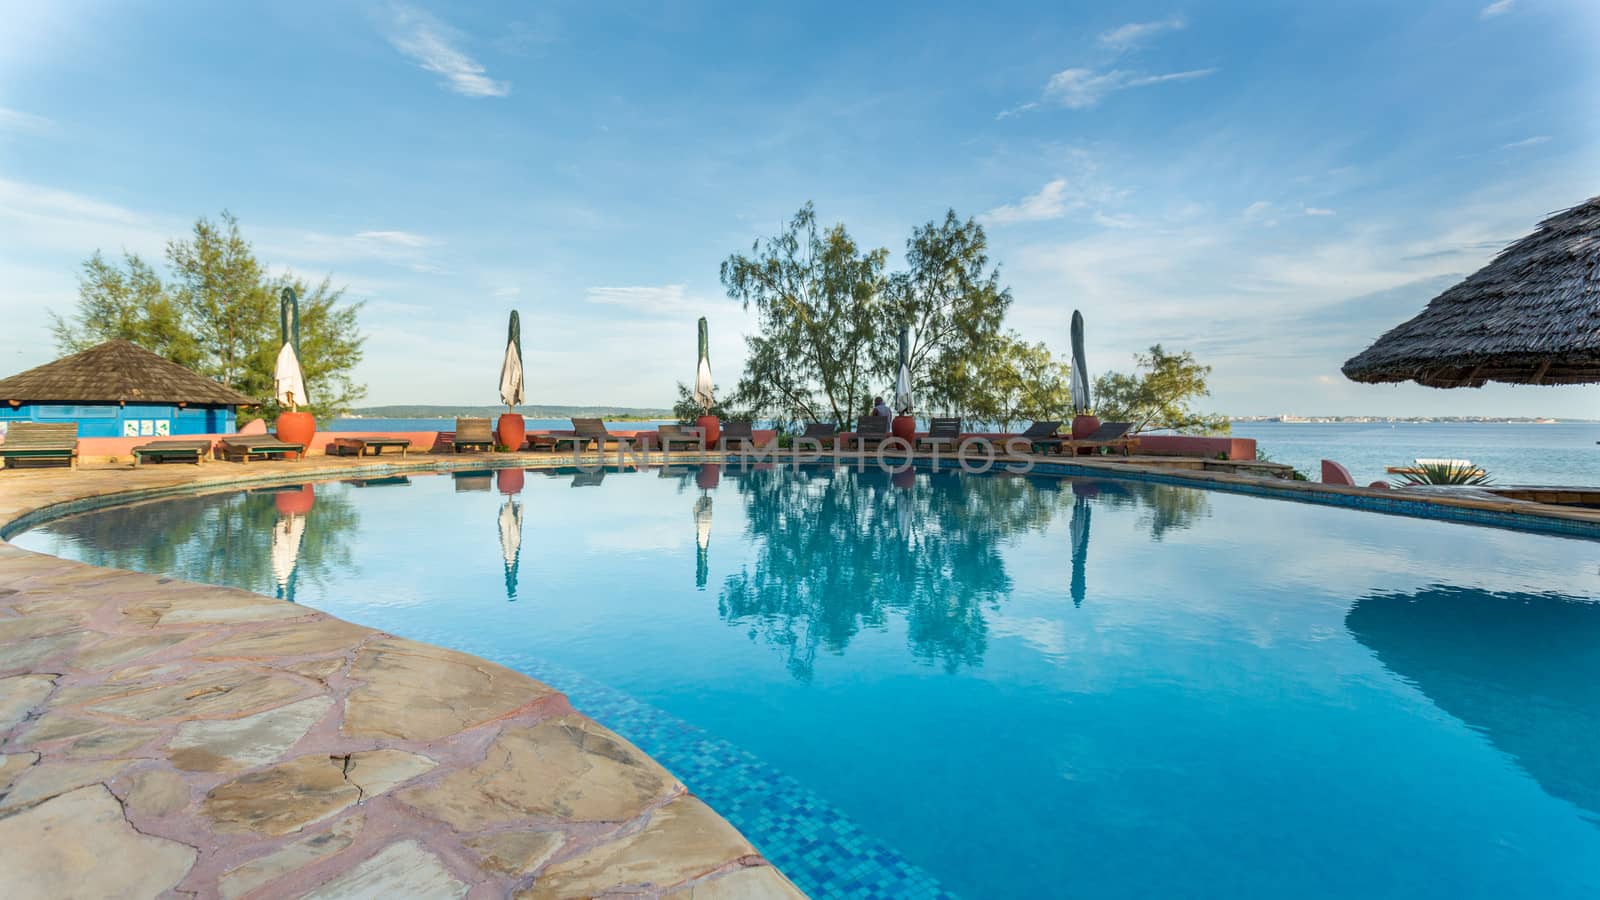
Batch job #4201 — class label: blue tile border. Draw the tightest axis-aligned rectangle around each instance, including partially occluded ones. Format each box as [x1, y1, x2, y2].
[507, 656, 960, 900]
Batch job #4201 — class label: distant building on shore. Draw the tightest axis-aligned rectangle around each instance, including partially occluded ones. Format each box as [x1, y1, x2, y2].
[0, 340, 255, 438]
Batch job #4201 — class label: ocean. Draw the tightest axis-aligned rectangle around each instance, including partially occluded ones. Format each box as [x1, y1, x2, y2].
[330, 418, 1600, 487]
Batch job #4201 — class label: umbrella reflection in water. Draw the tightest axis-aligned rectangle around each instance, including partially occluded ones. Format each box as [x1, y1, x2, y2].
[693, 464, 720, 589]
[497, 469, 525, 601]
[270, 485, 315, 602]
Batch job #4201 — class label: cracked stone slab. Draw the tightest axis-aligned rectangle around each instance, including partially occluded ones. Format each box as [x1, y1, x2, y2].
[0, 759, 132, 812]
[119, 766, 192, 818]
[341, 748, 436, 796]
[218, 814, 365, 900]
[518, 795, 760, 899]
[398, 714, 677, 830]
[0, 784, 197, 900]
[299, 839, 469, 900]
[167, 696, 333, 772]
[0, 751, 40, 793]
[343, 637, 558, 742]
[0, 673, 57, 733]
[666, 866, 808, 899]
[203, 753, 362, 836]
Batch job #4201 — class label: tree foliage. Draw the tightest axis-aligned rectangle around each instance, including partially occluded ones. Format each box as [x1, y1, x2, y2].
[1092, 345, 1229, 434]
[961, 333, 1075, 431]
[721, 203, 887, 427]
[876, 211, 1011, 414]
[50, 212, 367, 421]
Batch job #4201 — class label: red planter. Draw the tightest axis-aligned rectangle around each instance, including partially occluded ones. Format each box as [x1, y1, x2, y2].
[274, 484, 315, 517]
[696, 415, 721, 447]
[891, 415, 916, 442]
[275, 411, 316, 458]
[496, 467, 525, 496]
[1071, 414, 1102, 440]
[496, 413, 527, 451]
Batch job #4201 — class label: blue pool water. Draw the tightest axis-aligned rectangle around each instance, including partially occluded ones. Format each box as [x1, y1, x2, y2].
[14, 465, 1600, 898]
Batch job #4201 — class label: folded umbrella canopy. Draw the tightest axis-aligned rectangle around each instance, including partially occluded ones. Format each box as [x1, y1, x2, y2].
[894, 327, 914, 415]
[500, 310, 525, 409]
[1071, 310, 1091, 415]
[275, 288, 308, 409]
[693, 317, 714, 413]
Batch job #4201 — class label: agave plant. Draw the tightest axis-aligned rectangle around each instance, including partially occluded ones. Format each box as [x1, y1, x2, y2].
[1391, 461, 1492, 487]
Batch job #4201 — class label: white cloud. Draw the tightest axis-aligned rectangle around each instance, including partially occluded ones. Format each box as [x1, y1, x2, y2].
[1500, 135, 1550, 149]
[1303, 206, 1337, 216]
[1098, 16, 1186, 51]
[1480, 0, 1515, 18]
[387, 5, 510, 98]
[1241, 201, 1279, 228]
[1040, 66, 1217, 110]
[585, 284, 707, 317]
[0, 107, 55, 135]
[354, 230, 432, 248]
[981, 179, 1079, 225]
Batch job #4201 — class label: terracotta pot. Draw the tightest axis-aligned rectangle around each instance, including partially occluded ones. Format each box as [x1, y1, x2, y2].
[275, 411, 316, 458]
[496, 413, 527, 450]
[274, 484, 315, 517]
[496, 467, 525, 496]
[696, 415, 721, 447]
[1071, 414, 1101, 440]
[696, 463, 722, 491]
[892, 415, 916, 441]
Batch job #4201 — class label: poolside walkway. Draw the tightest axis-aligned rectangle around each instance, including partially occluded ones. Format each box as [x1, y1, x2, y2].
[0, 456, 803, 899]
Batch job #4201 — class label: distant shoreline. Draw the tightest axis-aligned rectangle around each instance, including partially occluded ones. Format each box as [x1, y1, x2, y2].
[1230, 417, 1594, 424]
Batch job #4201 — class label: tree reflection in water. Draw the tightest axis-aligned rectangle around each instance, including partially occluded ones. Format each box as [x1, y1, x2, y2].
[711, 466, 1213, 680]
[35, 485, 361, 601]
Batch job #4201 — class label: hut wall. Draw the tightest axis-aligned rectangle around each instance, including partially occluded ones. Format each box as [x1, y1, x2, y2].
[0, 402, 236, 438]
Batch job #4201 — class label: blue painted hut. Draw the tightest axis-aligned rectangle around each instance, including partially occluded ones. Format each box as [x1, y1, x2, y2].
[0, 340, 255, 438]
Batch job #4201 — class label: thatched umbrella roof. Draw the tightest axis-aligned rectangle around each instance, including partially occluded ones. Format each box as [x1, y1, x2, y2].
[0, 340, 255, 406]
[1342, 196, 1600, 387]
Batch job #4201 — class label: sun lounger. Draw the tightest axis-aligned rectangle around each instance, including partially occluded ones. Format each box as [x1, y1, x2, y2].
[1065, 422, 1138, 456]
[916, 418, 962, 451]
[453, 418, 495, 453]
[852, 416, 890, 451]
[657, 424, 704, 451]
[719, 421, 755, 451]
[330, 437, 411, 457]
[218, 435, 305, 462]
[1016, 421, 1065, 454]
[553, 418, 631, 452]
[799, 422, 838, 448]
[0, 422, 79, 469]
[132, 439, 211, 466]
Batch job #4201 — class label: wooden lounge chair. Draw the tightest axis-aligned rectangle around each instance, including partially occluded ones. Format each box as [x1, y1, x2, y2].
[799, 422, 838, 448]
[0, 422, 79, 469]
[657, 424, 704, 451]
[916, 418, 962, 451]
[553, 418, 630, 452]
[1065, 422, 1138, 456]
[453, 418, 495, 453]
[132, 439, 211, 466]
[218, 435, 305, 463]
[1016, 421, 1066, 454]
[719, 421, 755, 451]
[852, 416, 890, 451]
[330, 437, 412, 457]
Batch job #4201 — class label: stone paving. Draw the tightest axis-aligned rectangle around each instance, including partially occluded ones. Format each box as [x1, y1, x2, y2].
[0, 455, 804, 899]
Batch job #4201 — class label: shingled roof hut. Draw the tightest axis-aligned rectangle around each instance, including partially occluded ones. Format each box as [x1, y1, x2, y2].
[0, 340, 255, 438]
[1342, 196, 1600, 388]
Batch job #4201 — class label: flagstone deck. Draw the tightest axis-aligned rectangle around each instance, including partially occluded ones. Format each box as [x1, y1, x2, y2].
[0, 456, 803, 900]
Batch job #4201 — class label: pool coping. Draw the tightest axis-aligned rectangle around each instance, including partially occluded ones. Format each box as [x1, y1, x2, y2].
[0, 448, 1594, 897]
[0, 453, 806, 899]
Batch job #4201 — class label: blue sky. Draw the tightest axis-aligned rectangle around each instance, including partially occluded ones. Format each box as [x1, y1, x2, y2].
[2, 0, 1596, 416]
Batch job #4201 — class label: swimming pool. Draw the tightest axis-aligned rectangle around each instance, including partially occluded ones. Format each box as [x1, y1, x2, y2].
[13, 464, 1600, 898]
